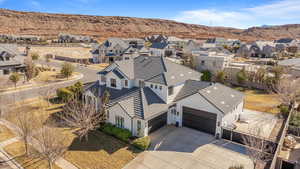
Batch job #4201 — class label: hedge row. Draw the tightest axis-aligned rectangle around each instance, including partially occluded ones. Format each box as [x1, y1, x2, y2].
[101, 123, 132, 142]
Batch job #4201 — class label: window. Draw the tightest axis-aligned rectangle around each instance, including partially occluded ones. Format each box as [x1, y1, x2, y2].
[201, 60, 205, 65]
[110, 78, 116, 88]
[150, 84, 153, 88]
[168, 86, 174, 95]
[101, 76, 106, 83]
[155, 85, 157, 89]
[137, 120, 141, 133]
[159, 86, 162, 90]
[213, 61, 216, 67]
[139, 80, 145, 88]
[124, 80, 128, 87]
[107, 110, 109, 119]
[115, 116, 124, 128]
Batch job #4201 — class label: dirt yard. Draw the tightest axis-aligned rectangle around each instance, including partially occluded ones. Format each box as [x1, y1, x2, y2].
[18, 46, 92, 59]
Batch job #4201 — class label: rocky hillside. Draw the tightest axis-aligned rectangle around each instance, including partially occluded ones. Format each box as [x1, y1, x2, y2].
[0, 9, 300, 42]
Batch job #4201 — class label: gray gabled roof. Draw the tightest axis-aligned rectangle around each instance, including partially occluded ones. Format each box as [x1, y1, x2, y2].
[100, 56, 201, 86]
[174, 80, 244, 114]
[85, 82, 167, 119]
[0, 44, 24, 67]
[199, 83, 244, 114]
[275, 38, 294, 44]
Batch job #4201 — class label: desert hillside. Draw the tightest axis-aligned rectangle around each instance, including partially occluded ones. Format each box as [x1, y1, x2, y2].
[0, 9, 300, 42]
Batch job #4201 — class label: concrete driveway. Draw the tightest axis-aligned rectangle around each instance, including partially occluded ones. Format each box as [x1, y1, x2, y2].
[123, 126, 253, 169]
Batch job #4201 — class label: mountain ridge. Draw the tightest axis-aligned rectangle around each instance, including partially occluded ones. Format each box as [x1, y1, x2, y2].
[0, 9, 300, 42]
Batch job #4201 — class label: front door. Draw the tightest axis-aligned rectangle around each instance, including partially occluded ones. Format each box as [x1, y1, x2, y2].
[169, 107, 180, 125]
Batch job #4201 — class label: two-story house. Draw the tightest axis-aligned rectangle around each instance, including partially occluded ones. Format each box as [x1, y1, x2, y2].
[92, 38, 130, 63]
[0, 44, 26, 76]
[84, 55, 244, 138]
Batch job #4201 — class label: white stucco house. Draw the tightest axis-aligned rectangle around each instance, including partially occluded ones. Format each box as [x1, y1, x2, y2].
[84, 55, 245, 138]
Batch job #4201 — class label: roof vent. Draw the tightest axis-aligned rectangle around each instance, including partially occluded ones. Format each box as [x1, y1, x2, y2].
[180, 74, 184, 77]
[213, 87, 217, 90]
[171, 76, 175, 79]
[188, 71, 192, 74]
[206, 90, 211, 93]
[221, 101, 225, 104]
[231, 94, 235, 98]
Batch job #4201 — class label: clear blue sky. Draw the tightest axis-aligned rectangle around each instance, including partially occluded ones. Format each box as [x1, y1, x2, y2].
[1, 0, 299, 28]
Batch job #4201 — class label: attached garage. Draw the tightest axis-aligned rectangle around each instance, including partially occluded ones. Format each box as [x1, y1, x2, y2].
[182, 106, 217, 135]
[148, 112, 167, 134]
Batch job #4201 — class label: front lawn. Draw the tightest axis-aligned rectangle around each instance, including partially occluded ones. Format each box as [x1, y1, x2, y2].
[4, 141, 61, 169]
[61, 129, 140, 169]
[243, 89, 281, 114]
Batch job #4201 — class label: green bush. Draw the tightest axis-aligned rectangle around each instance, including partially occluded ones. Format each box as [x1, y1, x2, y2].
[279, 105, 290, 117]
[201, 70, 212, 82]
[56, 88, 73, 101]
[290, 112, 300, 127]
[101, 123, 132, 142]
[132, 136, 151, 150]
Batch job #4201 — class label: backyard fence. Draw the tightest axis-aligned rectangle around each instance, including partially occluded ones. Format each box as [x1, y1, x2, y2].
[269, 108, 294, 169]
[288, 126, 300, 137]
[222, 127, 278, 155]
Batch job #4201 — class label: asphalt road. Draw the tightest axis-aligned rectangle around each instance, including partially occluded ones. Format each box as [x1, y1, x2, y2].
[0, 60, 99, 102]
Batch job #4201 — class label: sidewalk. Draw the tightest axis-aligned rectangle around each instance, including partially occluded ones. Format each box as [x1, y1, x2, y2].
[0, 119, 78, 169]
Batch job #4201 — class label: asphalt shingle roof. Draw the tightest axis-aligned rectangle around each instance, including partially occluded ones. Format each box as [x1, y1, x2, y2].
[174, 80, 244, 114]
[85, 82, 167, 119]
[104, 55, 201, 86]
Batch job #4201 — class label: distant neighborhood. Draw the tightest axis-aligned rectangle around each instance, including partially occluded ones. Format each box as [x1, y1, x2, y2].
[0, 32, 300, 169]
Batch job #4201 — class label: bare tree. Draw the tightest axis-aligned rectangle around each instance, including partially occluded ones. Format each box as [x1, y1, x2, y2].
[273, 77, 300, 106]
[16, 112, 36, 155]
[243, 128, 275, 169]
[60, 93, 108, 141]
[34, 126, 67, 169]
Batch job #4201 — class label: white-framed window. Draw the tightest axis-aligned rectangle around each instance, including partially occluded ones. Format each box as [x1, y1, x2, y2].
[115, 116, 124, 128]
[150, 84, 153, 88]
[201, 60, 205, 65]
[159, 86, 162, 90]
[137, 120, 141, 135]
[168, 86, 174, 95]
[110, 78, 116, 88]
[155, 85, 157, 89]
[124, 80, 128, 87]
[101, 76, 106, 83]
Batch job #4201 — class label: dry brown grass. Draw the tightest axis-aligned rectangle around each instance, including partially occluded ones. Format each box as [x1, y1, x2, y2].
[18, 47, 92, 59]
[4, 98, 139, 169]
[60, 129, 140, 169]
[5, 99, 63, 130]
[0, 124, 15, 142]
[244, 89, 281, 114]
[4, 141, 61, 169]
[34, 71, 80, 83]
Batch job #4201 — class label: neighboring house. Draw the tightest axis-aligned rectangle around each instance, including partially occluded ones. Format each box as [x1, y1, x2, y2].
[149, 42, 175, 57]
[194, 51, 234, 74]
[182, 40, 202, 54]
[249, 41, 276, 58]
[57, 33, 96, 43]
[91, 38, 130, 63]
[0, 44, 26, 75]
[144, 35, 168, 44]
[84, 55, 244, 138]
[236, 44, 251, 58]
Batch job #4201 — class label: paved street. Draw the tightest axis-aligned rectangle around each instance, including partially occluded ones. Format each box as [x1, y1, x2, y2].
[123, 126, 253, 169]
[0, 60, 99, 102]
